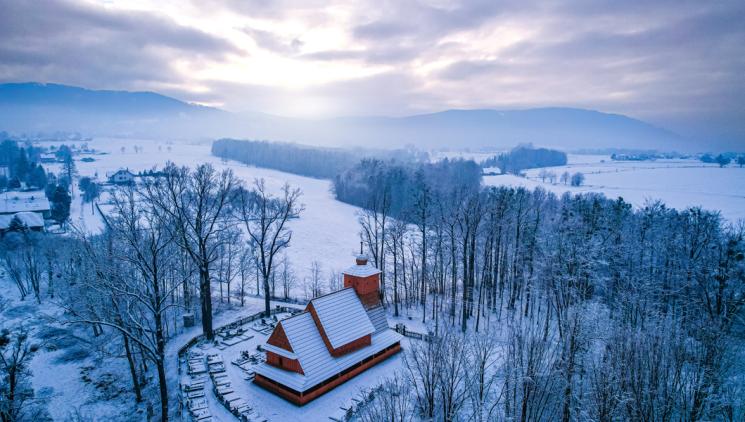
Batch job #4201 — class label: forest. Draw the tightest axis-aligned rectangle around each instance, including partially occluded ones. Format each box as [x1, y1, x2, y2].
[211, 138, 427, 179]
[1, 147, 743, 421]
[353, 180, 745, 421]
[483, 145, 568, 174]
[333, 158, 482, 218]
[0, 140, 47, 189]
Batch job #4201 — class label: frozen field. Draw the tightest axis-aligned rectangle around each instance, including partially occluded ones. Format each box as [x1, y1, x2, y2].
[46, 138, 364, 284]
[484, 154, 745, 222]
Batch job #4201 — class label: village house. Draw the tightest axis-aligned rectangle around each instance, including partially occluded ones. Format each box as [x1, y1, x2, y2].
[254, 254, 402, 405]
[107, 168, 136, 184]
[0, 191, 51, 218]
[0, 211, 45, 234]
[0, 191, 50, 234]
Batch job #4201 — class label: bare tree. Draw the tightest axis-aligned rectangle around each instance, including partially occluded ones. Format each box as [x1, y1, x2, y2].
[69, 186, 185, 421]
[216, 225, 240, 305]
[467, 330, 503, 422]
[307, 260, 323, 299]
[357, 376, 414, 422]
[570, 172, 585, 186]
[1, 241, 27, 301]
[142, 163, 238, 340]
[0, 232, 45, 304]
[436, 331, 469, 421]
[0, 328, 40, 422]
[236, 179, 303, 316]
[237, 248, 255, 306]
[326, 269, 342, 295]
[403, 337, 440, 418]
[278, 254, 296, 300]
[547, 171, 557, 184]
[386, 220, 408, 317]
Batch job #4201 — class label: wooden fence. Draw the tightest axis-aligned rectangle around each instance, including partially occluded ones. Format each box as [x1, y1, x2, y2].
[176, 305, 302, 421]
[393, 323, 433, 342]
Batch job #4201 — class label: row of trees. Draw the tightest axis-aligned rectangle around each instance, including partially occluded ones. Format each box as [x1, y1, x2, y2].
[700, 153, 745, 167]
[349, 165, 744, 420]
[537, 169, 585, 186]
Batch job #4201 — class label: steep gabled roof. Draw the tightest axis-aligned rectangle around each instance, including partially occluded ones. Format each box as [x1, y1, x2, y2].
[256, 314, 401, 392]
[267, 322, 293, 352]
[256, 288, 401, 392]
[0, 193, 50, 214]
[308, 288, 374, 350]
[0, 212, 45, 230]
[365, 306, 389, 334]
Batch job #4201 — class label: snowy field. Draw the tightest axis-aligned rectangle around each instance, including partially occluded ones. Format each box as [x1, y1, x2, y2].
[44, 138, 364, 283]
[483, 154, 745, 222]
[46, 140, 745, 282]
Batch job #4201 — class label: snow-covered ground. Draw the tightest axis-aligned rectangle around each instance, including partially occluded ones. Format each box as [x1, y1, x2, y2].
[0, 274, 143, 421]
[179, 314, 406, 422]
[483, 154, 745, 222]
[45, 140, 745, 282]
[44, 138, 364, 283]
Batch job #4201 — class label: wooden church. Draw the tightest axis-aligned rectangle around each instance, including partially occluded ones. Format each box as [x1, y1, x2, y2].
[253, 253, 402, 405]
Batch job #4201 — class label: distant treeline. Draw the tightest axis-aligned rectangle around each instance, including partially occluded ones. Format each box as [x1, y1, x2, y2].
[212, 138, 357, 179]
[333, 158, 482, 218]
[483, 145, 567, 174]
[210, 138, 482, 219]
[212, 138, 427, 179]
[0, 139, 47, 189]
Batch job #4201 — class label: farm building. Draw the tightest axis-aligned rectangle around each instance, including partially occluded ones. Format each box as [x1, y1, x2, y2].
[107, 168, 135, 184]
[0, 191, 50, 218]
[254, 254, 402, 405]
[0, 211, 45, 234]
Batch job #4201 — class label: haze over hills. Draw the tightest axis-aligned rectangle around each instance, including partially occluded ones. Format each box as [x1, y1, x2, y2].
[0, 82, 693, 151]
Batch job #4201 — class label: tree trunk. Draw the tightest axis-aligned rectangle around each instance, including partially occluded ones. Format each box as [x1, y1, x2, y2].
[123, 333, 142, 403]
[263, 274, 271, 316]
[156, 360, 169, 422]
[199, 267, 213, 340]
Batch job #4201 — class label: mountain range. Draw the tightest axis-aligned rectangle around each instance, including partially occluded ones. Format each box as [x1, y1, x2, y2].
[0, 82, 690, 151]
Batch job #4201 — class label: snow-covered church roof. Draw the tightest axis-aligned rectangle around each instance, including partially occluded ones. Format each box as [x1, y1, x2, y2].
[255, 287, 401, 392]
[342, 262, 381, 278]
[310, 288, 375, 349]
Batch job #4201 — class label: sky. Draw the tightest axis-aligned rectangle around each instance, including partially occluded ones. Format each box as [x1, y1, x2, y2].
[0, 0, 744, 146]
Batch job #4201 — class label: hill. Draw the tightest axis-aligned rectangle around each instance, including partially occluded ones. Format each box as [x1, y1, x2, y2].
[0, 82, 688, 150]
[0, 82, 231, 139]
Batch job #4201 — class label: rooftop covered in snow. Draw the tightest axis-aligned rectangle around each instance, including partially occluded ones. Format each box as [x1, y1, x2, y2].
[309, 288, 375, 350]
[0, 192, 50, 214]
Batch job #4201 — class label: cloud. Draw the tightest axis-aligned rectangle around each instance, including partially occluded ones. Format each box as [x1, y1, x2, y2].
[0, 0, 238, 90]
[199, 70, 440, 118]
[0, 0, 743, 146]
[242, 26, 304, 54]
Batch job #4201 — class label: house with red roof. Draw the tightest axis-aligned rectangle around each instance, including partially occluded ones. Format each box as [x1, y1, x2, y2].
[253, 253, 402, 405]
